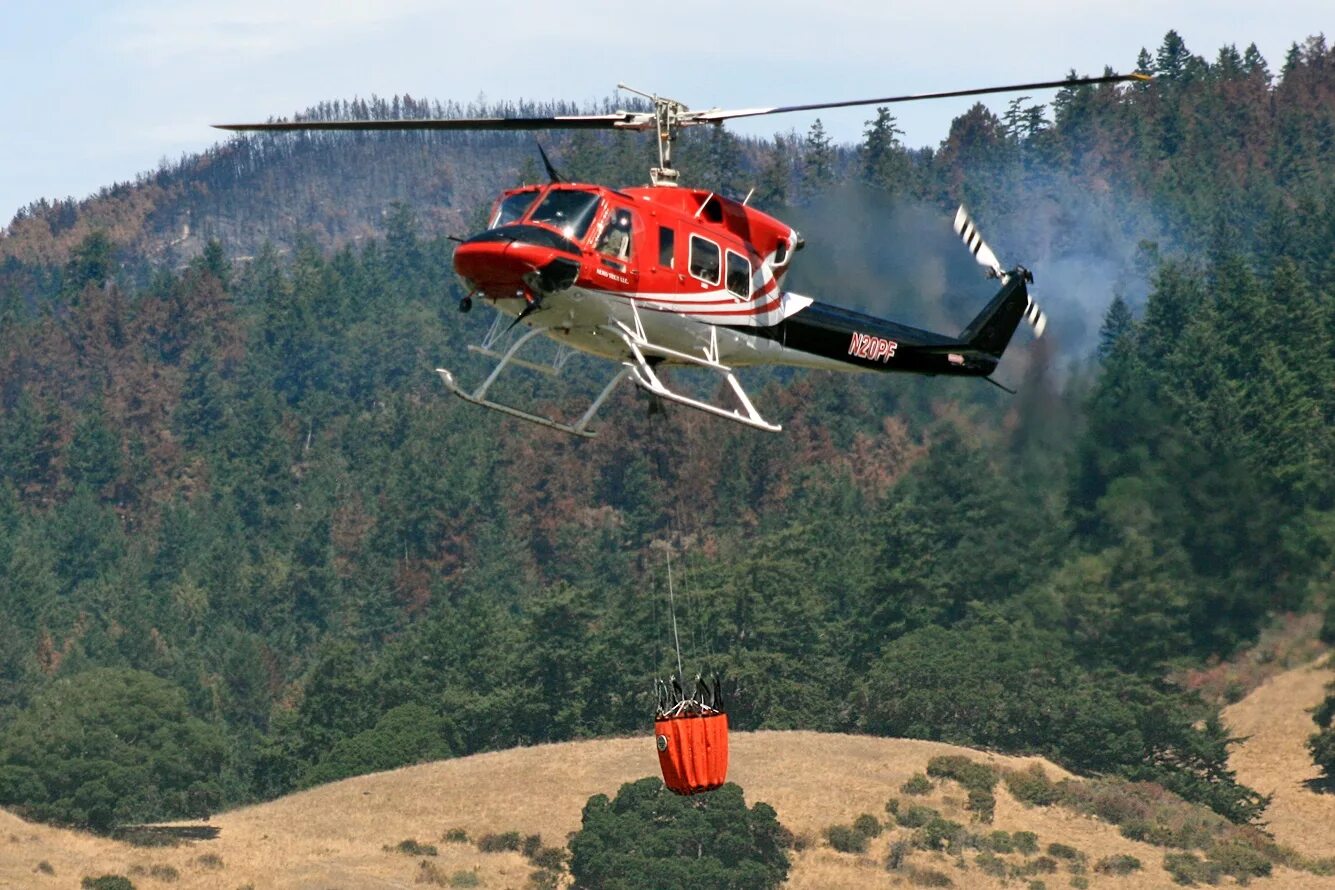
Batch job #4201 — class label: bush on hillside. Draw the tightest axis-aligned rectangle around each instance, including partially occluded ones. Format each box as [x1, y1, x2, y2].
[901, 774, 932, 795]
[569, 779, 789, 889]
[825, 823, 869, 854]
[81, 878, 135, 890]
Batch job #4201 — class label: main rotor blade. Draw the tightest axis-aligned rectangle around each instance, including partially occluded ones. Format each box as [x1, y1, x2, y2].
[215, 71, 1150, 135]
[213, 112, 651, 132]
[690, 71, 1150, 124]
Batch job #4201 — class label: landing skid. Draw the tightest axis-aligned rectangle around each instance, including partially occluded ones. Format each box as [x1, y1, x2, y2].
[607, 320, 782, 433]
[438, 315, 781, 437]
[436, 326, 626, 438]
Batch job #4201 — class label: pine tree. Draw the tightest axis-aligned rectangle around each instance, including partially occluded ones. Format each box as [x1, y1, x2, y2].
[802, 118, 835, 195]
[1097, 295, 1135, 359]
[860, 107, 908, 193]
[1156, 30, 1194, 81]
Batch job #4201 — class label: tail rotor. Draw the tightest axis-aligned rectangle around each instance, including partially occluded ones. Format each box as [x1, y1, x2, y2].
[953, 205, 1046, 338]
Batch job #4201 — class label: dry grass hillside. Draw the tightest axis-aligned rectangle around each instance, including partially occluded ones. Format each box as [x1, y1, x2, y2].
[3, 660, 1335, 890]
[1223, 655, 1335, 858]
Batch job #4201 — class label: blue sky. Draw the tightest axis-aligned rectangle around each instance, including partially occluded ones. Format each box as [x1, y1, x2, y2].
[1, 1, 1327, 226]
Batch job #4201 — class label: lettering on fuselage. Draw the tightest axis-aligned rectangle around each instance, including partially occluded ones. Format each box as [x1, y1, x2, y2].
[594, 266, 630, 287]
[848, 331, 898, 362]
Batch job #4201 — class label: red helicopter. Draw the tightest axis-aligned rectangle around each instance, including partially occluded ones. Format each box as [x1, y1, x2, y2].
[217, 72, 1146, 437]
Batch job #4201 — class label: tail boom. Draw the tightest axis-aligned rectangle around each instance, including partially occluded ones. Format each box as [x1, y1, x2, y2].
[735, 273, 1034, 377]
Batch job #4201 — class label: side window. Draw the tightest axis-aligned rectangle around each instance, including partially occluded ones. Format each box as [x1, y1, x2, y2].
[658, 226, 675, 269]
[689, 235, 721, 285]
[725, 251, 751, 299]
[595, 207, 636, 262]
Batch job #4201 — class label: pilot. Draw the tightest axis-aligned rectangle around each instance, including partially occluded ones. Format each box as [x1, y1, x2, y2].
[599, 211, 632, 260]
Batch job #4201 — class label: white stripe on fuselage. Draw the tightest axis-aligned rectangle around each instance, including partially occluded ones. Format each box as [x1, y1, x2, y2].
[488, 285, 842, 372]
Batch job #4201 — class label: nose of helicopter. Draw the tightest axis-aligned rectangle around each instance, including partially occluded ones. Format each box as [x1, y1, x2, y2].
[453, 224, 583, 297]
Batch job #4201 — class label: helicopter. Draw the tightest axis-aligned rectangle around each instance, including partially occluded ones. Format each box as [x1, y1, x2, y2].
[217, 71, 1148, 436]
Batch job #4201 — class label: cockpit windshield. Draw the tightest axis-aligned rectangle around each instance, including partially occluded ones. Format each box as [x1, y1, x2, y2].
[488, 191, 539, 229]
[528, 189, 603, 242]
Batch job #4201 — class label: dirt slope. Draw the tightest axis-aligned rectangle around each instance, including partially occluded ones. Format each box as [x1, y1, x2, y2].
[3, 723, 1334, 889]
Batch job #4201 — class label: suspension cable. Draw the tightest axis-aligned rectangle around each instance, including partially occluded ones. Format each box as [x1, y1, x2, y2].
[665, 546, 684, 683]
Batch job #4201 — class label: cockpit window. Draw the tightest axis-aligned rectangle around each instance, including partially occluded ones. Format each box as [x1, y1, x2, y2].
[528, 190, 603, 241]
[488, 191, 539, 229]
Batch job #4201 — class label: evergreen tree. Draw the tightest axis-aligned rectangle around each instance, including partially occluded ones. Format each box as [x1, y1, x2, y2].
[0, 669, 224, 831]
[801, 118, 835, 194]
[860, 107, 908, 193]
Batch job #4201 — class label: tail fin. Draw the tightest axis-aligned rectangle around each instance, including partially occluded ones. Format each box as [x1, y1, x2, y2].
[958, 274, 1043, 358]
[951, 204, 1046, 358]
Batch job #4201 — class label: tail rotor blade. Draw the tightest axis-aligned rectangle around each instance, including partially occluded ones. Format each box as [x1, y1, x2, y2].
[1024, 294, 1048, 338]
[953, 206, 1004, 279]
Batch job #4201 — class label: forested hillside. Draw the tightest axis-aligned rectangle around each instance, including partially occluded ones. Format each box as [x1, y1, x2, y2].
[1, 31, 1333, 834]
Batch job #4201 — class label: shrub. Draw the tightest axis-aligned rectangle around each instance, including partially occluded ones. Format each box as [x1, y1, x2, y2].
[568, 779, 788, 889]
[1030, 856, 1058, 873]
[1006, 765, 1062, 807]
[1095, 854, 1142, 875]
[825, 824, 869, 854]
[527, 869, 561, 890]
[391, 839, 438, 856]
[1085, 782, 1153, 825]
[901, 774, 933, 795]
[906, 866, 953, 887]
[1070, 878, 1089, 889]
[530, 846, 566, 870]
[916, 816, 965, 852]
[448, 872, 481, 888]
[986, 831, 1014, 853]
[1026, 882, 1047, 890]
[976, 851, 1007, 877]
[1209, 842, 1272, 881]
[926, 756, 999, 794]
[476, 831, 521, 853]
[885, 797, 901, 816]
[852, 813, 882, 838]
[36, 861, 54, 875]
[416, 861, 448, 885]
[1047, 843, 1080, 861]
[148, 865, 178, 881]
[1163, 851, 1223, 885]
[886, 839, 911, 871]
[194, 853, 223, 870]
[441, 827, 469, 844]
[1012, 831, 1039, 854]
[967, 787, 996, 823]
[521, 834, 543, 858]
[81, 878, 135, 890]
[897, 804, 938, 828]
[1118, 819, 1175, 846]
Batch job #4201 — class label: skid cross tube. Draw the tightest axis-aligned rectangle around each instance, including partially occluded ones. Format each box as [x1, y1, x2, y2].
[606, 322, 781, 433]
[436, 326, 628, 437]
